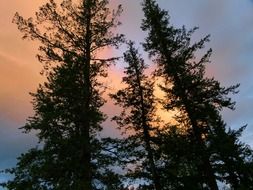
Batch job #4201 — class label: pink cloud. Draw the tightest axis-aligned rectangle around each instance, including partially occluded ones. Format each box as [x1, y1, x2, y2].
[0, 51, 42, 123]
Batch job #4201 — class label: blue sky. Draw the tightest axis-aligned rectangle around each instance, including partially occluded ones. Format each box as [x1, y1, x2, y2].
[1, 0, 253, 186]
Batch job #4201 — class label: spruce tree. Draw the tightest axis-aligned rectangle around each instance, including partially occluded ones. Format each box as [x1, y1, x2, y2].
[157, 126, 204, 189]
[110, 42, 161, 190]
[209, 120, 253, 189]
[142, 0, 253, 189]
[2, 0, 123, 189]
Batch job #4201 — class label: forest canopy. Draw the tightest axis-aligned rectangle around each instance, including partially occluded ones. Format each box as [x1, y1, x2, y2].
[1, 0, 253, 190]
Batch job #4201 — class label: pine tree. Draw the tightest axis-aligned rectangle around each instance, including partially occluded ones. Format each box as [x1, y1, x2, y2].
[110, 42, 161, 190]
[209, 121, 253, 189]
[158, 126, 203, 190]
[141, 0, 253, 189]
[1, 0, 123, 189]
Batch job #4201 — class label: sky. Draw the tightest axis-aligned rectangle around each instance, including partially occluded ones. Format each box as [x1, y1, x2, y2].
[1, 0, 253, 186]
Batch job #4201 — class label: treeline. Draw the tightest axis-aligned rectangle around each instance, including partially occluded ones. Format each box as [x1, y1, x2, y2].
[1, 0, 253, 189]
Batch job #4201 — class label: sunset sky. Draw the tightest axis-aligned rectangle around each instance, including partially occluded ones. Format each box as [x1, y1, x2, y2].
[1, 0, 253, 185]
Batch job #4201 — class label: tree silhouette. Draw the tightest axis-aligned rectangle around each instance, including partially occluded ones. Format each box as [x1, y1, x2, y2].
[1, 0, 123, 189]
[110, 42, 162, 190]
[1, 0, 253, 189]
[142, 0, 253, 189]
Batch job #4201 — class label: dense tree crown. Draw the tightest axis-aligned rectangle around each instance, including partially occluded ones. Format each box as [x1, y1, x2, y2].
[2, 0, 124, 189]
[1, 0, 253, 190]
[141, 0, 253, 189]
[110, 41, 162, 190]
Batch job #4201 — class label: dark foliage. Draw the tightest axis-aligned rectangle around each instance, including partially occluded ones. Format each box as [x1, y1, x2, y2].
[142, 0, 253, 189]
[110, 42, 162, 190]
[1, 0, 253, 190]
[1, 0, 123, 189]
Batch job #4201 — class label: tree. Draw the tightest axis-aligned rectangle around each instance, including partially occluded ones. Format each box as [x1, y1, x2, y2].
[110, 42, 162, 190]
[157, 126, 203, 190]
[2, 0, 123, 189]
[141, 0, 253, 189]
[209, 121, 253, 189]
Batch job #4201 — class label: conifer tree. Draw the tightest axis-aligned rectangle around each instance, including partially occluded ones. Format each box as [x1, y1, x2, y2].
[141, 0, 253, 189]
[110, 42, 161, 190]
[209, 120, 253, 189]
[2, 0, 123, 189]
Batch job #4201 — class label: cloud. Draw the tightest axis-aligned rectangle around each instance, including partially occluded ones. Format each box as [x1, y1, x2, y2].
[0, 52, 40, 174]
[0, 51, 42, 122]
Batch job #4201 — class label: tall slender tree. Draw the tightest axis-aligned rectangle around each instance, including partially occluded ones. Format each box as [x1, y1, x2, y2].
[142, 0, 253, 189]
[110, 42, 161, 190]
[2, 0, 123, 189]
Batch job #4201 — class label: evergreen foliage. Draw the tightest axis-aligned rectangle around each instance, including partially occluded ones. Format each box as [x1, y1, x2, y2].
[142, 0, 253, 189]
[110, 42, 161, 190]
[1, 0, 253, 189]
[1, 0, 123, 189]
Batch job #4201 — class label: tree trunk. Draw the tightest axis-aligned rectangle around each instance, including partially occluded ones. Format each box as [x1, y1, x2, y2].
[163, 43, 219, 190]
[79, 0, 93, 189]
[182, 95, 219, 190]
[133, 61, 161, 190]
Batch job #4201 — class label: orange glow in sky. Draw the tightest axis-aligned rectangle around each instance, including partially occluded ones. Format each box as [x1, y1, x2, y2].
[1, 2, 253, 185]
